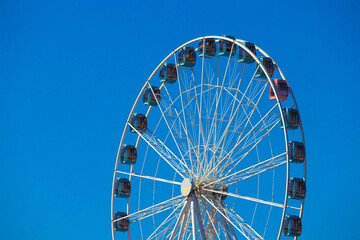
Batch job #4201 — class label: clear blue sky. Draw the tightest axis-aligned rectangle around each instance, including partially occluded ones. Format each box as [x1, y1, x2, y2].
[1, 0, 360, 239]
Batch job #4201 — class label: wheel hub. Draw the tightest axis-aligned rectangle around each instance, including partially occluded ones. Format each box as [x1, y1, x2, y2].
[181, 178, 228, 200]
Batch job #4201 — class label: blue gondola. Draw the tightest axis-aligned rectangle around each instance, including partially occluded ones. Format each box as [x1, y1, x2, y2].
[143, 86, 161, 106]
[198, 38, 216, 58]
[283, 215, 302, 237]
[159, 63, 177, 84]
[113, 211, 129, 232]
[218, 35, 236, 57]
[120, 144, 137, 165]
[282, 108, 300, 130]
[238, 41, 256, 63]
[114, 178, 131, 198]
[269, 79, 289, 101]
[288, 141, 305, 163]
[129, 113, 147, 133]
[178, 46, 196, 67]
[288, 177, 306, 200]
[255, 56, 275, 78]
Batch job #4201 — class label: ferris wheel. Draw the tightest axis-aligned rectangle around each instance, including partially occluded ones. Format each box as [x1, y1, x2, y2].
[111, 35, 306, 240]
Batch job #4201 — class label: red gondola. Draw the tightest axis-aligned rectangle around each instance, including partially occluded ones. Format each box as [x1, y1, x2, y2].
[269, 79, 289, 101]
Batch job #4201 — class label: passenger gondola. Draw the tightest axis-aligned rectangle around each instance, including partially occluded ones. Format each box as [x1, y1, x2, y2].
[120, 144, 137, 165]
[198, 38, 216, 58]
[159, 63, 177, 84]
[129, 113, 147, 133]
[288, 177, 306, 199]
[269, 79, 289, 101]
[282, 108, 300, 130]
[178, 46, 196, 67]
[255, 56, 275, 78]
[113, 211, 130, 232]
[114, 178, 131, 198]
[238, 41, 256, 63]
[218, 35, 236, 57]
[143, 86, 161, 106]
[288, 141, 305, 163]
[283, 215, 302, 237]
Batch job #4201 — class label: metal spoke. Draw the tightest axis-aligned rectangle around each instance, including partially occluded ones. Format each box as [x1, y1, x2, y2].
[128, 123, 188, 179]
[116, 170, 181, 185]
[202, 188, 285, 209]
[200, 64, 261, 183]
[205, 152, 286, 188]
[221, 201, 264, 240]
[203, 103, 280, 181]
[201, 42, 237, 172]
[215, 81, 269, 177]
[202, 195, 263, 240]
[147, 199, 186, 240]
[113, 195, 184, 224]
[173, 55, 198, 174]
[168, 197, 192, 240]
[149, 82, 195, 177]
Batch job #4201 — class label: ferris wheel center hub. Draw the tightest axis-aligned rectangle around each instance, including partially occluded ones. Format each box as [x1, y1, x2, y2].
[181, 178, 228, 200]
[181, 178, 193, 196]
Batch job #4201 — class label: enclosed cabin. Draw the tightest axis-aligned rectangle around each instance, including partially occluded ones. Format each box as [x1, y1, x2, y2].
[129, 113, 147, 133]
[218, 35, 236, 57]
[288, 177, 306, 200]
[255, 56, 275, 78]
[159, 63, 177, 84]
[283, 215, 302, 237]
[198, 38, 216, 58]
[143, 86, 161, 106]
[114, 178, 131, 198]
[178, 46, 196, 67]
[269, 79, 289, 101]
[113, 211, 130, 232]
[288, 141, 305, 163]
[282, 108, 300, 130]
[238, 41, 256, 63]
[120, 144, 137, 165]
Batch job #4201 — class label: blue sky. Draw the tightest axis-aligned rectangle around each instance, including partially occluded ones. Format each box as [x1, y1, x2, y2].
[1, 0, 360, 239]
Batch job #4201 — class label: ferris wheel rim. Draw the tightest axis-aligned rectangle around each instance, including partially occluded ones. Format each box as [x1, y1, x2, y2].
[247, 40, 306, 238]
[113, 36, 287, 239]
[111, 35, 305, 240]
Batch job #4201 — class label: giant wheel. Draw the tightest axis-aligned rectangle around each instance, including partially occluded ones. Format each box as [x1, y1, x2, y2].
[111, 36, 306, 240]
